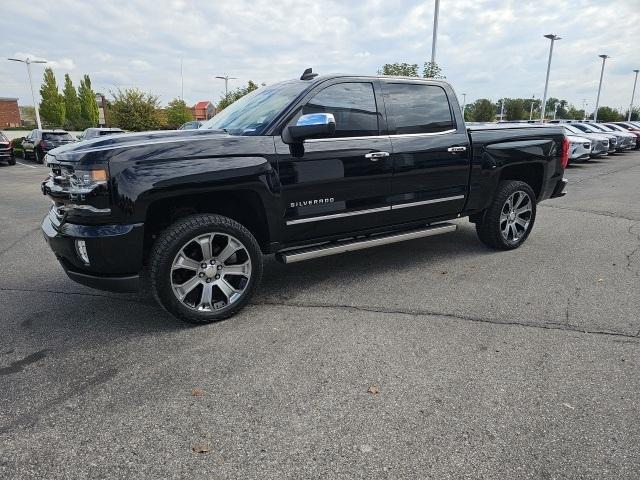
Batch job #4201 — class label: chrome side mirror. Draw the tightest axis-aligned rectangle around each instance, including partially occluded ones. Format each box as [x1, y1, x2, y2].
[283, 113, 336, 144]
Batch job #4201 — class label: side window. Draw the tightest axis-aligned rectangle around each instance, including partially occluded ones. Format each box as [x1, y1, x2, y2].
[302, 82, 379, 138]
[385, 84, 454, 134]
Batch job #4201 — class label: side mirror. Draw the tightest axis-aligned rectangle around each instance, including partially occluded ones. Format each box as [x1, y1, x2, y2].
[283, 113, 336, 144]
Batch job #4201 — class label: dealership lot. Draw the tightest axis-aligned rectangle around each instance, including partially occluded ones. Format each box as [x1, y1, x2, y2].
[1, 153, 639, 478]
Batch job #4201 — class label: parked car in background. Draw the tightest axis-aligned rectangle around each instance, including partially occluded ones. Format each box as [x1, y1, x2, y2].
[21, 129, 75, 164]
[0, 132, 15, 165]
[554, 124, 610, 157]
[79, 128, 125, 141]
[178, 121, 203, 130]
[566, 135, 592, 163]
[587, 123, 635, 150]
[572, 123, 622, 152]
[604, 123, 640, 149]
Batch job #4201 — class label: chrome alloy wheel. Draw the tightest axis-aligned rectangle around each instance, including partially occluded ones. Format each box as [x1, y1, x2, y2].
[170, 233, 252, 312]
[500, 190, 532, 242]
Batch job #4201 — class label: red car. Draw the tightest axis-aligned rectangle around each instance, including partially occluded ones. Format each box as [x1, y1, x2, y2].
[0, 132, 15, 165]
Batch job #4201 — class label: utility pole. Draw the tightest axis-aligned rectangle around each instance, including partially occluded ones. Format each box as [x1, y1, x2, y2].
[215, 74, 237, 96]
[593, 54, 609, 122]
[8, 56, 47, 129]
[461, 93, 466, 117]
[540, 34, 561, 122]
[499, 98, 505, 121]
[553, 102, 559, 120]
[529, 95, 535, 121]
[431, 0, 440, 65]
[629, 69, 639, 121]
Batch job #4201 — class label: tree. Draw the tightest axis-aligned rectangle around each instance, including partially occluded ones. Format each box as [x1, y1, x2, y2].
[505, 99, 526, 121]
[469, 99, 495, 122]
[217, 80, 259, 111]
[109, 88, 161, 131]
[566, 106, 585, 120]
[596, 106, 622, 122]
[423, 61, 445, 79]
[78, 74, 99, 128]
[165, 98, 193, 128]
[522, 98, 541, 119]
[39, 67, 65, 126]
[623, 107, 639, 121]
[62, 74, 81, 129]
[378, 63, 419, 77]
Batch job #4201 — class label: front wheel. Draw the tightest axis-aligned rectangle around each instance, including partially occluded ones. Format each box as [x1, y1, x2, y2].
[149, 214, 263, 324]
[475, 180, 537, 250]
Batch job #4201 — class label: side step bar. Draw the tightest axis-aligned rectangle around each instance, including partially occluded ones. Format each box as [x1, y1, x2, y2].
[276, 223, 457, 264]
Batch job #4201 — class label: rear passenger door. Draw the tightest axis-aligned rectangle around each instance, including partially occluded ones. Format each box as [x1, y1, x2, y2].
[382, 82, 470, 222]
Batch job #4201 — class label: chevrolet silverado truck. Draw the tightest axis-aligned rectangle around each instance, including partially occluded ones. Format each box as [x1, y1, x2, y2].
[41, 70, 568, 324]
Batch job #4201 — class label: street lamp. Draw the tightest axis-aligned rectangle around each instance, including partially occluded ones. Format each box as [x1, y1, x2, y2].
[461, 93, 466, 116]
[540, 34, 561, 122]
[593, 54, 609, 122]
[553, 101, 559, 120]
[431, 0, 440, 65]
[529, 95, 535, 121]
[215, 74, 237, 96]
[629, 69, 639, 121]
[499, 98, 506, 121]
[8, 56, 47, 129]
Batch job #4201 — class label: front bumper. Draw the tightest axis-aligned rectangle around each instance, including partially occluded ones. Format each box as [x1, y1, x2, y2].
[41, 208, 144, 293]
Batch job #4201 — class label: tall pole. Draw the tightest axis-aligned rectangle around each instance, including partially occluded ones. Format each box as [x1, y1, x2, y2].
[8, 57, 47, 130]
[629, 69, 639, 121]
[593, 54, 609, 122]
[499, 98, 505, 121]
[529, 95, 535, 121]
[461, 93, 466, 116]
[431, 0, 440, 65]
[215, 74, 237, 96]
[540, 34, 561, 123]
[553, 102, 558, 120]
[180, 58, 184, 101]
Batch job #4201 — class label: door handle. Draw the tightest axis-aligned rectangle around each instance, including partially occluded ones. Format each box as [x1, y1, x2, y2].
[364, 151, 390, 161]
[447, 146, 467, 153]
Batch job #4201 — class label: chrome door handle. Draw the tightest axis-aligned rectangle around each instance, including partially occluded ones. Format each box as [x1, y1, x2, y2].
[364, 151, 390, 161]
[447, 146, 467, 153]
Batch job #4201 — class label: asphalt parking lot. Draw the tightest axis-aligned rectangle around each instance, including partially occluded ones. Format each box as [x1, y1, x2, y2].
[1, 152, 639, 479]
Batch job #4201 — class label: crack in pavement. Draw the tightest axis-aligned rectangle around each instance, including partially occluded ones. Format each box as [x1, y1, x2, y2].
[255, 300, 640, 340]
[0, 287, 153, 306]
[0, 227, 41, 257]
[626, 221, 640, 278]
[539, 204, 638, 222]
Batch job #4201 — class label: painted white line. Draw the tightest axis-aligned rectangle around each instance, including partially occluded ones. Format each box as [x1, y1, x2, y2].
[16, 161, 38, 169]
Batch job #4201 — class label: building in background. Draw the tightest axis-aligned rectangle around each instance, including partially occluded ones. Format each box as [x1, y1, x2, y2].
[192, 101, 215, 121]
[0, 98, 21, 128]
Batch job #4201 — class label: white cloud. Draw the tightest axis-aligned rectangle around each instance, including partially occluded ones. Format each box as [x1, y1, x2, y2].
[1, 0, 638, 111]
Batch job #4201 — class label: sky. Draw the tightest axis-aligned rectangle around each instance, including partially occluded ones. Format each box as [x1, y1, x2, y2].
[1, 0, 639, 113]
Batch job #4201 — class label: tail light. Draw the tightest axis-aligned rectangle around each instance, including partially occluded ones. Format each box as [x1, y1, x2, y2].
[560, 136, 569, 169]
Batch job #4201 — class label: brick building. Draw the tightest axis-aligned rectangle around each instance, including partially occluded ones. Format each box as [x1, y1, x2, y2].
[0, 98, 21, 128]
[192, 101, 216, 121]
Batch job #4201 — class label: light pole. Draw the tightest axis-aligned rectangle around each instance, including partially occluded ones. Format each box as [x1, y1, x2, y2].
[553, 102, 559, 120]
[540, 34, 561, 122]
[529, 95, 535, 121]
[584, 102, 589, 121]
[8, 56, 47, 129]
[629, 69, 639, 121]
[593, 54, 609, 122]
[215, 74, 237, 96]
[461, 93, 466, 117]
[499, 98, 506, 121]
[431, 0, 440, 65]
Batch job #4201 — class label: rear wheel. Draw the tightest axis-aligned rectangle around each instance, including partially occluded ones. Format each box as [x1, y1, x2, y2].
[475, 180, 536, 250]
[150, 214, 263, 324]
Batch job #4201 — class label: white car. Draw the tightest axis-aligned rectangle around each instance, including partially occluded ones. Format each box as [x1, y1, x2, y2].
[567, 135, 592, 163]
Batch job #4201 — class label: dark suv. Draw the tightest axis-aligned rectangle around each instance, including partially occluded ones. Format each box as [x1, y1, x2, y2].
[0, 132, 15, 165]
[21, 129, 75, 163]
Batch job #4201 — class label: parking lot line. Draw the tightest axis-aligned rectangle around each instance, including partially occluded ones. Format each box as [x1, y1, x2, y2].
[15, 161, 38, 169]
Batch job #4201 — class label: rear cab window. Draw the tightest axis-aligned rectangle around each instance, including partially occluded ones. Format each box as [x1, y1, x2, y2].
[383, 83, 455, 134]
[43, 132, 73, 142]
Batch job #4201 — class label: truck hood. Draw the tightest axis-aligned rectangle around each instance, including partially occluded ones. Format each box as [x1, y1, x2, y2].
[46, 129, 249, 164]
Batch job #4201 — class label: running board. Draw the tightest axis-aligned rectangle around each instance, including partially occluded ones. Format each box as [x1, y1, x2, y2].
[276, 223, 457, 264]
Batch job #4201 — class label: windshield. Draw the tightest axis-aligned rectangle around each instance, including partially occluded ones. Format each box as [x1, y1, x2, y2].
[563, 125, 582, 135]
[593, 124, 614, 132]
[577, 124, 602, 133]
[43, 132, 73, 142]
[201, 80, 309, 135]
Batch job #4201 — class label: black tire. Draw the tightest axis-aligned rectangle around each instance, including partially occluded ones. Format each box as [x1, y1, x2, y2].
[149, 214, 263, 324]
[475, 180, 537, 250]
[8, 156, 16, 166]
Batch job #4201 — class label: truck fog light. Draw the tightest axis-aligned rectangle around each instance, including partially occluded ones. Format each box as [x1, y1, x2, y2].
[75, 240, 90, 265]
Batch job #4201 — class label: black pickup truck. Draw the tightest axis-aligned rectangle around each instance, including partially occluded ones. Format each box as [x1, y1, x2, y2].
[41, 70, 568, 323]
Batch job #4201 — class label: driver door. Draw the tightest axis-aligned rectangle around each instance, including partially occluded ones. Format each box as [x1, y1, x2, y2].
[274, 80, 394, 244]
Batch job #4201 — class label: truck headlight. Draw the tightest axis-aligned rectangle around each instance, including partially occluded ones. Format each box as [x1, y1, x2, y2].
[72, 168, 108, 188]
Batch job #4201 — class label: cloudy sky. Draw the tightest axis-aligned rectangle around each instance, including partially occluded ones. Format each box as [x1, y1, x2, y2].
[1, 0, 638, 112]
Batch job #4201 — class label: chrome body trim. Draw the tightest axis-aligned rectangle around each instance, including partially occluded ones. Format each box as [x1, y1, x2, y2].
[286, 195, 465, 225]
[305, 128, 458, 143]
